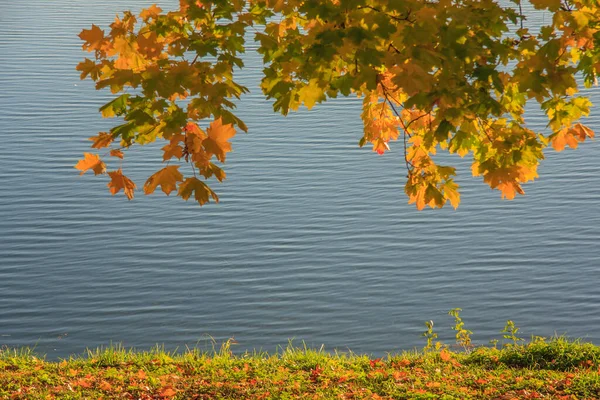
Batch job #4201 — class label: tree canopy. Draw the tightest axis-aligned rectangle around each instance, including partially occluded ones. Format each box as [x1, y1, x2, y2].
[76, 0, 599, 209]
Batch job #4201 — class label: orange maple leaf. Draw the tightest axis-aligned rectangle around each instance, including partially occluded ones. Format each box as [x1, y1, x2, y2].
[551, 123, 595, 152]
[440, 349, 452, 362]
[178, 177, 219, 205]
[162, 134, 184, 161]
[111, 37, 145, 70]
[159, 386, 177, 398]
[76, 58, 102, 80]
[137, 32, 163, 59]
[140, 4, 163, 21]
[79, 24, 105, 52]
[144, 166, 183, 195]
[203, 118, 236, 162]
[110, 149, 124, 159]
[107, 169, 136, 200]
[137, 369, 147, 380]
[75, 153, 106, 175]
[89, 132, 114, 149]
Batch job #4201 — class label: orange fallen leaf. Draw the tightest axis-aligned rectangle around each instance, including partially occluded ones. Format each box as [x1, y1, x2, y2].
[137, 369, 147, 380]
[159, 386, 177, 398]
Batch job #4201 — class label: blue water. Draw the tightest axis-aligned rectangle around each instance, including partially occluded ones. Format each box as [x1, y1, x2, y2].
[0, 1, 599, 359]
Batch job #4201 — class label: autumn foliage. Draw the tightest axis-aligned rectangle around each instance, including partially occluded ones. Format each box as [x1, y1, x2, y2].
[3, 338, 600, 399]
[76, 0, 599, 209]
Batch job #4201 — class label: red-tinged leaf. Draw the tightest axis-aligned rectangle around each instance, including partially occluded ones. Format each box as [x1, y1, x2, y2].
[203, 118, 236, 162]
[99, 380, 112, 391]
[107, 169, 136, 200]
[89, 132, 114, 149]
[137, 369, 147, 380]
[110, 149, 124, 159]
[573, 123, 595, 140]
[79, 24, 105, 51]
[144, 166, 183, 195]
[75, 153, 106, 175]
[374, 139, 390, 155]
[178, 177, 219, 206]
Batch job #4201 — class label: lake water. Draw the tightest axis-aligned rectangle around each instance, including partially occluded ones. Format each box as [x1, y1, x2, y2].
[1, 1, 599, 359]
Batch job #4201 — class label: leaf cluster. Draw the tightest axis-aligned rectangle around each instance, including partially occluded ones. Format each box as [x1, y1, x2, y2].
[76, 0, 599, 208]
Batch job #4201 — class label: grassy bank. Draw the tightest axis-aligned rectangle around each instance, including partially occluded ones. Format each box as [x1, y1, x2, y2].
[2, 337, 600, 399]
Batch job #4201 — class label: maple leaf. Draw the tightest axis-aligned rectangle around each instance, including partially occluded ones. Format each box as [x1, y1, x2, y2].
[203, 118, 236, 162]
[551, 124, 594, 152]
[137, 32, 163, 59]
[178, 177, 219, 205]
[144, 166, 183, 195]
[107, 169, 136, 200]
[89, 132, 114, 149]
[75, 153, 106, 175]
[111, 37, 145, 70]
[137, 369, 147, 380]
[140, 4, 163, 21]
[297, 79, 325, 110]
[373, 139, 390, 155]
[529, 0, 562, 11]
[76, 58, 102, 80]
[110, 149, 124, 159]
[99, 94, 129, 118]
[443, 180, 460, 209]
[162, 134, 184, 161]
[159, 386, 177, 398]
[79, 24, 105, 51]
[440, 349, 452, 362]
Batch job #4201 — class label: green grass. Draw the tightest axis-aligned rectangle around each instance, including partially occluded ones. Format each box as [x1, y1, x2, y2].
[2, 337, 600, 399]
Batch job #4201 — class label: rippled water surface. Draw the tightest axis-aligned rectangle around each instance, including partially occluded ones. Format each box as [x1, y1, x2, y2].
[1, 1, 599, 359]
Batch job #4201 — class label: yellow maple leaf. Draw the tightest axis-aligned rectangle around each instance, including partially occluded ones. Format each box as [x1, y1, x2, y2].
[203, 118, 236, 162]
[297, 80, 325, 110]
[75, 153, 106, 175]
[443, 180, 461, 209]
[112, 37, 145, 70]
[143, 166, 183, 195]
[107, 169, 136, 200]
